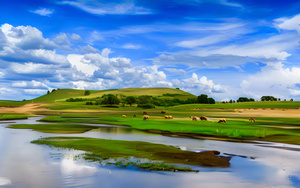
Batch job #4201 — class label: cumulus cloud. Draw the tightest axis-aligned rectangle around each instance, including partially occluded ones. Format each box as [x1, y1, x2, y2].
[0, 24, 69, 65]
[172, 73, 224, 95]
[274, 14, 300, 34]
[240, 62, 300, 99]
[30, 8, 54, 16]
[59, 0, 152, 15]
[54, 33, 71, 50]
[79, 45, 100, 53]
[12, 80, 49, 89]
[70, 33, 82, 41]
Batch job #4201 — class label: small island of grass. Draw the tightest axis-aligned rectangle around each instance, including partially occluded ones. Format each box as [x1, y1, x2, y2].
[31, 137, 231, 171]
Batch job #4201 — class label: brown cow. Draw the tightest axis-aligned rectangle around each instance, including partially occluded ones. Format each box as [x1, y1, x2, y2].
[161, 111, 166, 114]
[122, 115, 126, 118]
[218, 119, 227, 123]
[200, 116, 208, 121]
[143, 115, 149, 120]
[192, 116, 199, 121]
[143, 111, 148, 115]
[249, 118, 255, 123]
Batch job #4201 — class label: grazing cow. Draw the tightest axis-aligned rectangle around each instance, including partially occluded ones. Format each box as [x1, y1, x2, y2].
[249, 118, 255, 123]
[133, 114, 136, 118]
[165, 115, 173, 119]
[200, 116, 208, 121]
[161, 111, 166, 114]
[192, 116, 199, 121]
[143, 115, 149, 120]
[122, 115, 126, 118]
[218, 119, 227, 123]
[143, 111, 148, 115]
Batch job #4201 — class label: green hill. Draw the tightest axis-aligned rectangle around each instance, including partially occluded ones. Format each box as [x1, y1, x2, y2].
[33, 88, 195, 102]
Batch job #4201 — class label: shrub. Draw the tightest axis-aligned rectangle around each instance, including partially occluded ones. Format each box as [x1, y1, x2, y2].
[139, 103, 155, 109]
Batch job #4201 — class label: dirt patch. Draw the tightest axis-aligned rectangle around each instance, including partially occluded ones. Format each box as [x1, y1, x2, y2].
[0, 103, 49, 115]
[234, 108, 300, 118]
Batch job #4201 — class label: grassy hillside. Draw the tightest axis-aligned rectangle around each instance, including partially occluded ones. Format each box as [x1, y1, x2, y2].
[33, 89, 116, 102]
[34, 88, 195, 102]
[85, 87, 195, 100]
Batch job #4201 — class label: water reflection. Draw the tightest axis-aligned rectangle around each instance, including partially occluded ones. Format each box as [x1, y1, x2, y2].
[0, 117, 299, 188]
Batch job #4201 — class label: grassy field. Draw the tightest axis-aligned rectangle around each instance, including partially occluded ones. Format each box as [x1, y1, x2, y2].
[168, 102, 300, 110]
[0, 114, 29, 120]
[0, 100, 31, 107]
[34, 113, 300, 144]
[32, 137, 231, 169]
[8, 123, 99, 133]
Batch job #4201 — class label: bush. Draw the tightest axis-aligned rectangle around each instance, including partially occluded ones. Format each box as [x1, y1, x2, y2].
[84, 90, 90, 96]
[139, 103, 155, 109]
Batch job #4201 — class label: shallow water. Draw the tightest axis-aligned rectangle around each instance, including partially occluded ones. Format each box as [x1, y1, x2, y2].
[0, 117, 299, 188]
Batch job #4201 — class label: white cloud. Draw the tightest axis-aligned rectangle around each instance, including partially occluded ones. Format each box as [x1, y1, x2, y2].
[121, 43, 141, 49]
[70, 33, 82, 41]
[12, 80, 49, 89]
[164, 68, 186, 75]
[54, 33, 71, 50]
[79, 45, 100, 53]
[24, 89, 48, 95]
[274, 14, 300, 34]
[30, 8, 54, 16]
[9, 63, 58, 74]
[67, 54, 99, 76]
[175, 35, 226, 48]
[59, 0, 152, 15]
[172, 73, 224, 95]
[0, 24, 70, 65]
[153, 32, 298, 68]
[240, 62, 300, 99]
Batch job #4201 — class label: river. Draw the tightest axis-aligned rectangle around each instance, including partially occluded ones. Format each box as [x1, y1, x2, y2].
[0, 117, 299, 188]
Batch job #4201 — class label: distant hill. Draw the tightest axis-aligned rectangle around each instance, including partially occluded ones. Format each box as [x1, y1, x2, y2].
[33, 88, 196, 102]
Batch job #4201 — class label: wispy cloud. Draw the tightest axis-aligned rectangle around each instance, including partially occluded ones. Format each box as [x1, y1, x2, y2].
[30, 8, 54, 16]
[59, 0, 152, 15]
[121, 43, 141, 49]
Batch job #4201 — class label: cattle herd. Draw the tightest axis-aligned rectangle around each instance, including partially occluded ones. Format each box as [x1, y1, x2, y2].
[121, 112, 256, 123]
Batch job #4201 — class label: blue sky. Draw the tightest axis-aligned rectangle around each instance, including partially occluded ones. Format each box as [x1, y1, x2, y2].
[0, 0, 300, 101]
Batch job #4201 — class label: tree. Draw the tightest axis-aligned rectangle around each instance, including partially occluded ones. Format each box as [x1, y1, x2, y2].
[197, 94, 208, 104]
[208, 97, 215, 104]
[125, 96, 136, 107]
[47, 90, 50, 94]
[137, 95, 152, 105]
[101, 94, 120, 106]
[84, 90, 90, 96]
[51, 89, 56, 93]
[261, 96, 277, 101]
[290, 99, 294, 101]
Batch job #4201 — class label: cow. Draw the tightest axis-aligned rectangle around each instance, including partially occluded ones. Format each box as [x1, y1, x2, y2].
[200, 116, 208, 121]
[218, 119, 227, 123]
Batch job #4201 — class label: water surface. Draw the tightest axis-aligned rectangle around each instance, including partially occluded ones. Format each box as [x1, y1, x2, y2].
[0, 117, 299, 188]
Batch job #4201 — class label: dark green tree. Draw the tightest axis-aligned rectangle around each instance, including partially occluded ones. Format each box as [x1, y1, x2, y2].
[125, 96, 136, 107]
[197, 94, 208, 104]
[101, 94, 120, 106]
[84, 90, 90, 96]
[208, 97, 215, 104]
